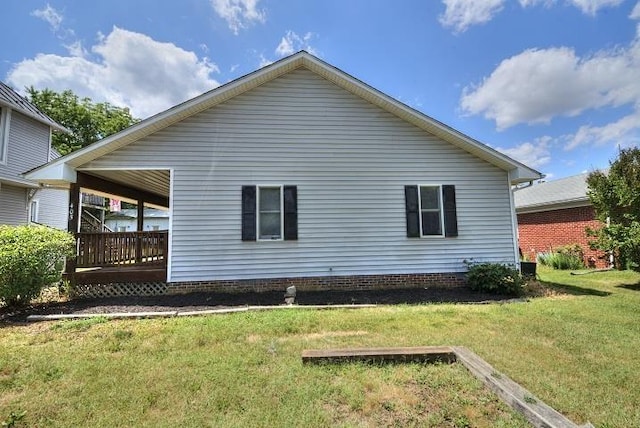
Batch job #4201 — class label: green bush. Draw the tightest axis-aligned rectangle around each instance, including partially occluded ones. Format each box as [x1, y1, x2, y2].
[465, 262, 525, 296]
[0, 225, 75, 307]
[536, 244, 585, 270]
[536, 251, 553, 266]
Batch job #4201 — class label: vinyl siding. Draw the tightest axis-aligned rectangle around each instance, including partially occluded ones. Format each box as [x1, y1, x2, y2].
[0, 110, 50, 181]
[35, 187, 68, 229]
[0, 184, 27, 225]
[81, 68, 517, 282]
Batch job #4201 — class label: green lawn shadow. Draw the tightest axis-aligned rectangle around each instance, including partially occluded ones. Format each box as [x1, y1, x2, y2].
[617, 282, 640, 291]
[539, 280, 611, 297]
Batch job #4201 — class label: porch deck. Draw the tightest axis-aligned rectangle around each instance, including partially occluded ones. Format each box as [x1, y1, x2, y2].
[73, 265, 167, 284]
[67, 230, 168, 285]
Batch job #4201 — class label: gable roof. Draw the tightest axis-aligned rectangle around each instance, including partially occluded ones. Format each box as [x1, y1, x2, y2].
[514, 173, 591, 213]
[0, 82, 68, 132]
[25, 51, 541, 185]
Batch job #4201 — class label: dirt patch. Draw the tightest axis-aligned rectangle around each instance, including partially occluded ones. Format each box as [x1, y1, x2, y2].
[1, 287, 522, 323]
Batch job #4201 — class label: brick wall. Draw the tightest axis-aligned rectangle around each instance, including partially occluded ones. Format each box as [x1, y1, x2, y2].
[517, 205, 608, 268]
[69, 272, 467, 298]
[167, 272, 467, 295]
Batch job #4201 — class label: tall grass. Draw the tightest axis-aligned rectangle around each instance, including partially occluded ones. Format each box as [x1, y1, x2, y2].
[537, 251, 585, 270]
[1, 267, 639, 427]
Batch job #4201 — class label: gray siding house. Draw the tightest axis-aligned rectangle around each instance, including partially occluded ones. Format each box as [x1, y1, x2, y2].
[0, 82, 68, 229]
[26, 52, 541, 294]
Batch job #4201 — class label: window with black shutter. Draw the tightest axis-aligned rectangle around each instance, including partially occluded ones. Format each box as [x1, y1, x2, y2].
[405, 185, 458, 238]
[242, 185, 298, 241]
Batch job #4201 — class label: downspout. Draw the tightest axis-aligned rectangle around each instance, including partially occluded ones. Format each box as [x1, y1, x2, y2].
[507, 170, 521, 269]
[26, 187, 40, 223]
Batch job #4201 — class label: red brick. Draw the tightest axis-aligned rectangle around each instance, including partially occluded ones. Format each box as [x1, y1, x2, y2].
[517, 206, 608, 268]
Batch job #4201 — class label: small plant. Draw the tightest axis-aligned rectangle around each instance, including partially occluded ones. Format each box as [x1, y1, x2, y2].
[465, 261, 525, 296]
[536, 245, 585, 270]
[2, 410, 26, 428]
[536, 251, 554, 266]
[0, 225, 75, 307]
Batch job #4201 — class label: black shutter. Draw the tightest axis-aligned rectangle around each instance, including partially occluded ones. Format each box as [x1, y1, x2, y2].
[241, 186, 256, 241]
[283, 185, 298, 240]
[442, 185, 458, 237]
[405, 185, 420, 238]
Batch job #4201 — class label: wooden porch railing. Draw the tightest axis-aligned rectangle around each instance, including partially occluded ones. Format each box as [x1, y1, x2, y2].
[76, 231, 168, 268]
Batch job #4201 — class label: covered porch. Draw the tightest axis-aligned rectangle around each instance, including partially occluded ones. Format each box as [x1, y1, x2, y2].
[65, 170, 170, 287]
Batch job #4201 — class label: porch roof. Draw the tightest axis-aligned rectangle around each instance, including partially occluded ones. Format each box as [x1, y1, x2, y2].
[25, 51, 542, 186]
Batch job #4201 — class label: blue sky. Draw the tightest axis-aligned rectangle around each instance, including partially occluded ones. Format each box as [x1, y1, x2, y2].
[2, 0, 640, 180]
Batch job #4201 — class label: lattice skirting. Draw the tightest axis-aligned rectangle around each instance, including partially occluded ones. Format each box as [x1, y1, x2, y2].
[71, 282, 168, 299]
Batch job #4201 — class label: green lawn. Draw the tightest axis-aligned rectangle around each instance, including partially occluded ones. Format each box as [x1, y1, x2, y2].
[1, 267, 639, 427]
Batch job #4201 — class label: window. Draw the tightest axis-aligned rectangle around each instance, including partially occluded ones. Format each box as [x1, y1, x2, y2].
[0, 107, 10, 164]
[419, 186, 443, 236]
[29, 200, 39, 223]
[241, 185, 298, 241]
[405, 185, 458, 238]
[152, 225, 160, 231]
[258, 186, 282, 240]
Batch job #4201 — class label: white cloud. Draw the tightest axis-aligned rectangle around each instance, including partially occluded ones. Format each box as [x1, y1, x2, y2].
[6, 27, 219, 119]
[258, 54, 273, 68]
[631, 1, 640, 19]
[64, 40, 87, 58]
[441, 0, 624, 33]
[31, 3, 74, 39]
[495, 136, 552, 168]
[520, 0, 624, 14]
[275, 31, 318, 57]
[565, 110, 640, 149]
[439, 0, 505, 33]
[210, 0, 265, 34]
[461, 42, 640, 130]
[568, 0, 624, 15]
[31, 4, 63, 31]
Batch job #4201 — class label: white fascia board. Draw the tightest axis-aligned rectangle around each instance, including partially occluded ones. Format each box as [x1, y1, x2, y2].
[0, 176, 40, 188]
[25, 162, 77, 184]
[508, 166, 544, 185]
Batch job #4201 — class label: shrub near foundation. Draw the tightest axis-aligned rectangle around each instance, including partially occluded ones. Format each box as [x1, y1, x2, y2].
[465, 262, 525, 296]
[0, 225, 75, 306]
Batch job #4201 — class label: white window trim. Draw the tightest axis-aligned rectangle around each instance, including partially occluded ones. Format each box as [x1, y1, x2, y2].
[256, 185, 284, 241]
[29, 199, 40, 224]
[418, 184, 445, 238]
[0, 107, 11, 165]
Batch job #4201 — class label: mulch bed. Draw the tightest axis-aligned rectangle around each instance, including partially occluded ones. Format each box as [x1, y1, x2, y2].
[0, 287, 520, 323]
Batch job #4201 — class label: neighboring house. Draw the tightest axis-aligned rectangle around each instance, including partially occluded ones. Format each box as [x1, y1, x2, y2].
[514, 173, 608, 268]
[26, 52, 541, 295]
[0, 82, 69, 229]
[105, 208, 169, 232]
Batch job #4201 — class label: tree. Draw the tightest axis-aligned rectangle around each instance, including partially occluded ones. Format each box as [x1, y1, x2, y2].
[586, 147, 640, 270]
[26, 87, 138, 155]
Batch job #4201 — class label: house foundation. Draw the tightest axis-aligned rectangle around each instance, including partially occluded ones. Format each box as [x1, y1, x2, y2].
[70, 272, 467, 298]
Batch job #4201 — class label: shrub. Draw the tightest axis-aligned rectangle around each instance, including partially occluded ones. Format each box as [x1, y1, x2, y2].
[536, 244, 585, 270]
[0, 225, 75, 307]
[536, 251, 553, 266]
[465, 262, 525, 296]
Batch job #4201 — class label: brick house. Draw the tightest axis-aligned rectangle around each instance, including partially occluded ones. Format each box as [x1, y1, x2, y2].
[514, 173, 609, 268]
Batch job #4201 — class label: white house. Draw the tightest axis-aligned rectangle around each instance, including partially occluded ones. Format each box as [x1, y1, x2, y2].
[0, 82, 69, 229]
[105, 208, 169, 232]
[26, 52, 541, 295]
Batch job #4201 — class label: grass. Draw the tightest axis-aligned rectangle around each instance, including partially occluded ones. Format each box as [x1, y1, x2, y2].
[1, 267, 640, 427]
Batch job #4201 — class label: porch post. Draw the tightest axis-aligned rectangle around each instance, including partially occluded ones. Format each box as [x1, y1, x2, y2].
[135, 199, 144, 263]
[64, 182, 81, 284]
